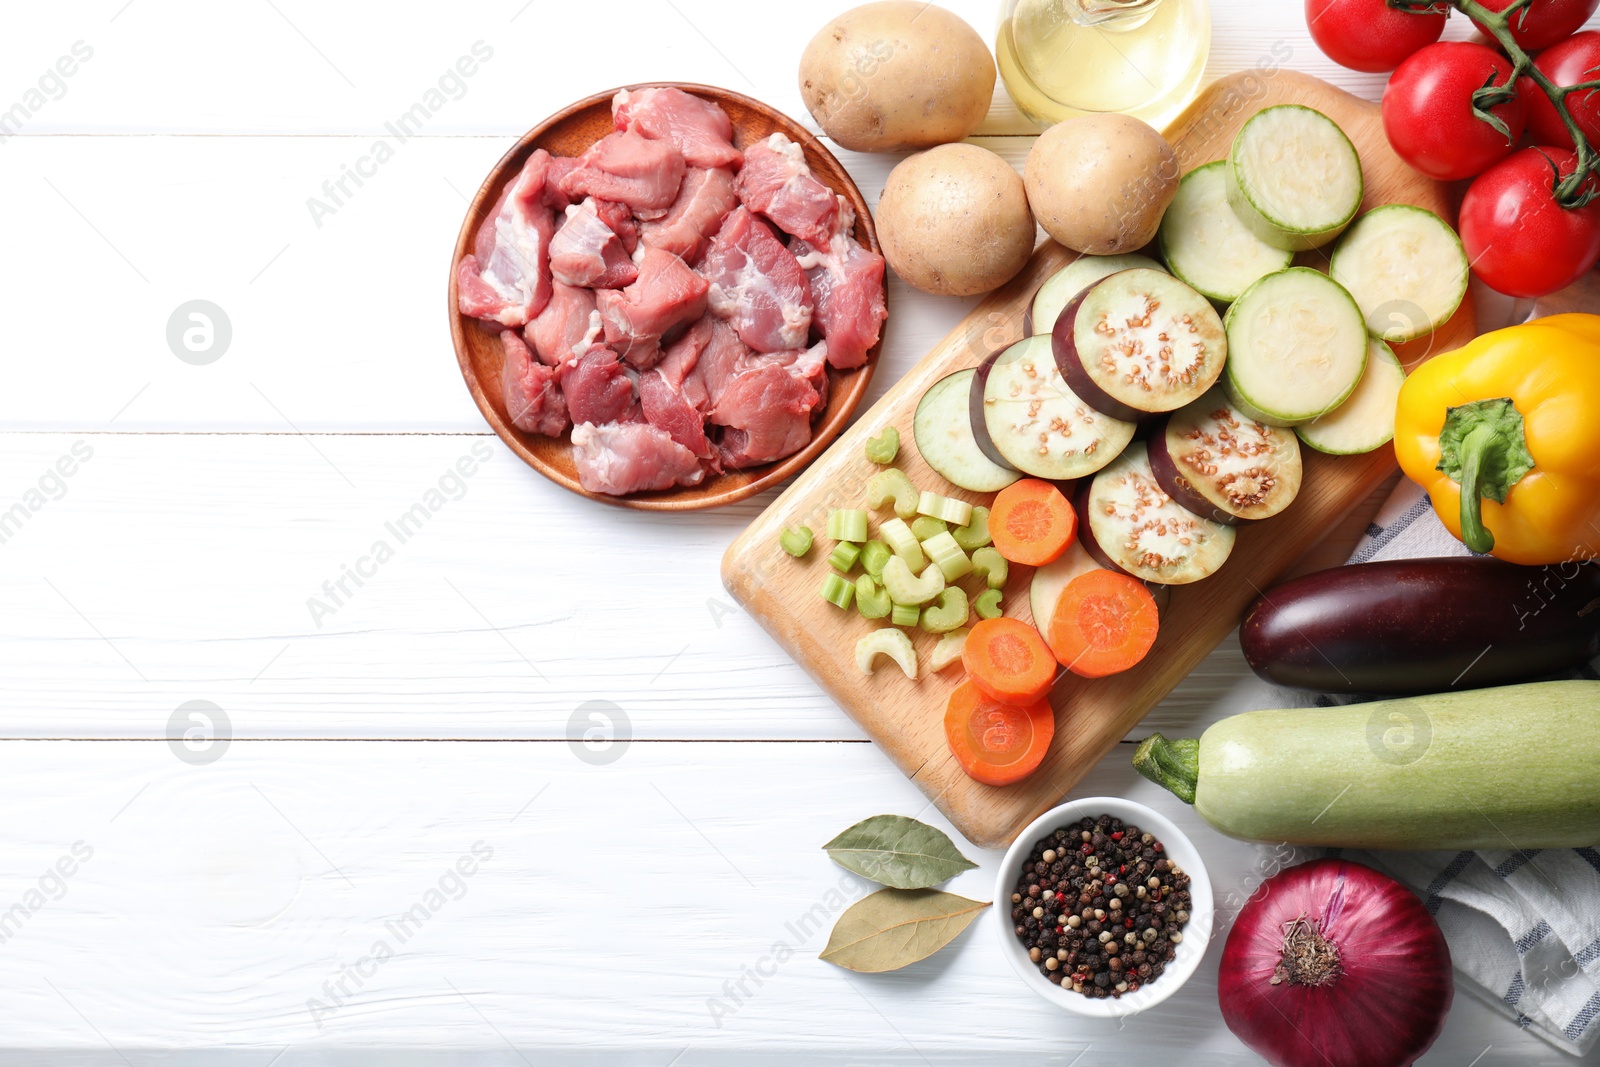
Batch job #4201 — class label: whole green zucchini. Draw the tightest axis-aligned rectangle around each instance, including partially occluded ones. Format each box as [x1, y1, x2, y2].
[1132, 681, 1600, 849]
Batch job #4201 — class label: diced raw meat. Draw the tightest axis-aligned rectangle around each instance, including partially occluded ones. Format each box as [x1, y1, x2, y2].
[613, 87, 742, 169]
[695, 318, 754, 410]
[712, 362, 821, 469]
[596, 247, 710, 367]
[735, 133, 838, 246]
[593, 198, 638, 254]
[571, 421, 705, 496]
[523, 282, 597, 367]
[790, 199, 887, 370]
[500, 331, 568, 437]
[563, 344, 636, 427]
[658, 317, 714, 413]
[457, 149, 558, 327]
[549, 198, 638, 289]
[558, 130, 686, 218]
[698, 207, 814, 353]
[542, 157, 580, 210]
[640, 369, 711, 459]
[638, 166, 739, 264]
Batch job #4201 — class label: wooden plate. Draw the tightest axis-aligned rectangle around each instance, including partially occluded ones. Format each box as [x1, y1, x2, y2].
[447, 83, 884, 512]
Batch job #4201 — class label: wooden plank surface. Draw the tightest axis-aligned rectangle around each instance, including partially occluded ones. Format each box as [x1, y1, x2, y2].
[723, 70, 1479, 850]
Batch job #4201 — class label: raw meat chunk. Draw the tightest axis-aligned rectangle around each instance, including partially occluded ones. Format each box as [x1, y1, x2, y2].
[563, 344, 636, 427]
[523, 282, 598, 367]
[657, 317, 714, 414]
[790, 199, 887, 370]
[542, 157, 580, 210]
[613, 87, 742, 169]
[638, 166, 739, 264]
[734, 133, 838, 246]
[596, 247, 710, 367]
[640, 368, 711, 459]
[593, 198, 638, 254]
[457, 149, 558, 327]
[549, 198, 638, 289]
[695, 318, 754, 410]
[558, 130, 686, 218]
[698, 207, 814, 353]
[572, 421, 705, 496]
[499, 331, 568, 438]
[712, 361, 821, 469]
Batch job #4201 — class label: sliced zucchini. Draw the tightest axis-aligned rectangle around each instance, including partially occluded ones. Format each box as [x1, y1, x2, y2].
[1083, 442, 1237, 586]
[1329, 204, 1468, 343]
[1297, 338, 1407, 455]
[1226, 104, 1363, 251]
[1223, 267, 1368, 427]
[1147, 386, 1303, 525]
[1028, 253, 1165, 336]
[913, 368, 1021, 494]
[1158, 161, 1293, 304]
[971, 334, 1135, 481]
[1054, 268, 1228, 420]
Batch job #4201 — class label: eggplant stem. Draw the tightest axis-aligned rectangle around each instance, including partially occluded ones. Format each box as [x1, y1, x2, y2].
[1132, 734, 1200, 805]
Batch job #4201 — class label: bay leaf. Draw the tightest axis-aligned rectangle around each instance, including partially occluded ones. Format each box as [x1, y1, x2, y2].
[823, 814, 978, 889]
[819, 889, 990, 972]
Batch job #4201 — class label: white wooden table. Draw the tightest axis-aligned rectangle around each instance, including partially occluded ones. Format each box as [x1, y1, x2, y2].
[0, 1, 1574, 1062]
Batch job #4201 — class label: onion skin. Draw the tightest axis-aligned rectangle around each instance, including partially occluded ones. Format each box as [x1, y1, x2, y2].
[1219, 858, 1452, 1067]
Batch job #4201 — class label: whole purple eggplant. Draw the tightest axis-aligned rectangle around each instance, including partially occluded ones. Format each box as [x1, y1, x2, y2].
[1240, 557, 1600, 694]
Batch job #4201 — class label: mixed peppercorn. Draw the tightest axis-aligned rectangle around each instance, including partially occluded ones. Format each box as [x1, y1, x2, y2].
[1010, 814, 1192, 998]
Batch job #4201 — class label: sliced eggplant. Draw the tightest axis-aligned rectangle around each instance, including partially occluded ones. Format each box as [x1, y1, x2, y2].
[1028, 253, 1165, 336]
[1147, 386, 1303, 525]
[914, 368, 1021, 493]
[1080, 442, 1236, 586]
[1053, 268, 1227, 422]
[970, 335, 1135, 482]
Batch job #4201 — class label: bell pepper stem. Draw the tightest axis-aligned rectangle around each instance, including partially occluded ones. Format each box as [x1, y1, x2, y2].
[1132, 734, 1200, 805]
[1455, 423, 1497, 555]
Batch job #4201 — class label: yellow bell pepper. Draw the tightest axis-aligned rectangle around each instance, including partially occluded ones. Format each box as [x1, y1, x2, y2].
[1395, 313, 1600, 566]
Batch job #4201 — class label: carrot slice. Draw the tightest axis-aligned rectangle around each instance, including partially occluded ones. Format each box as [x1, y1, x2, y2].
[990, 479, 1077, 567]
[945, 679, 1055, 787]
[962, 617, 1058, 706]
[1047, 569, 1160, 678]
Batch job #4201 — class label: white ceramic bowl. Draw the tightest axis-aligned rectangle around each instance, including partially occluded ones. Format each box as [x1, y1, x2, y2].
[994, 795, 1213, 1017]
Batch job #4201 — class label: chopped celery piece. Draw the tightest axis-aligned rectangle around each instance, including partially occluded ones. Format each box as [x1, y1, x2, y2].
[930, 628, 969, 671]
[827, 508, 869, 542]
[820, 572, 855, 610]
[970, 546, 1009, 590]
[779, 525, 813, 558]
[917, 491, 973, 528]
[911, 515, 948, 542]
[891, 602, 921, 628]
[865, 426, 900, 465]
[882, 556, 946, 606]
[855, 575, 891, 619]
[922, 531, 973, 581]
[879, 518, 926, 572]
[974, 588, 1004, 620]
[951, 506, 992, 551]
[921, 587, 969, 633]
[865, 468, 918, 520]
[860, 539, 892, 579]
[828, 541, 862, 573]
[856, 627, 917, 680]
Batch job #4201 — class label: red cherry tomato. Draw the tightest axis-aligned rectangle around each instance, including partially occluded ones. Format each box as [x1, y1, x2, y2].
[1383, 42, 1526, 180]
[1522, 31, 1600, 150]
[1472, 0, 1600, 52]
[1305, 0, 1447, 73]
[1460, 147, 1600, 298]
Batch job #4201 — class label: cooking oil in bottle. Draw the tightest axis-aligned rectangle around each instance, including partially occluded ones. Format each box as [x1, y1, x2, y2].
[996, 0, 1211, 130]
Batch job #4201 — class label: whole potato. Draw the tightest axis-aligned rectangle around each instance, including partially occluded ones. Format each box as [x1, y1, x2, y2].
[1024, 114, 1179, 255]
[876, 143, 1036, 297]
[799, 2, 996, 153]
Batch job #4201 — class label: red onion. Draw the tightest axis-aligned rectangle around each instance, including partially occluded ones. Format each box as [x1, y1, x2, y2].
[1219, 858, 1453, 1067]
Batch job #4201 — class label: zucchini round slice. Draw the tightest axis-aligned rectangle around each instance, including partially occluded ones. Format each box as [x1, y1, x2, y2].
[1223, 267, 1368, 427]
[1053, 268, 1227, 421]
[1226, 104, 1363, 251]
[1028, 253, 1165, 336]
[914, 368, 1021, 493]
[1147, 386, 1303, 525]
[1081, 442, 1236, 585]
[1329, 204, 1468, 343]
[1297, 338, 1407, 455]
[1158, 161, 1293, 304]
[971, 336, 1135, 481]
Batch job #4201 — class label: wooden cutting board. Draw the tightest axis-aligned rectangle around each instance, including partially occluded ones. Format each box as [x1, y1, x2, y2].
[721, 70, 1477, 850]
